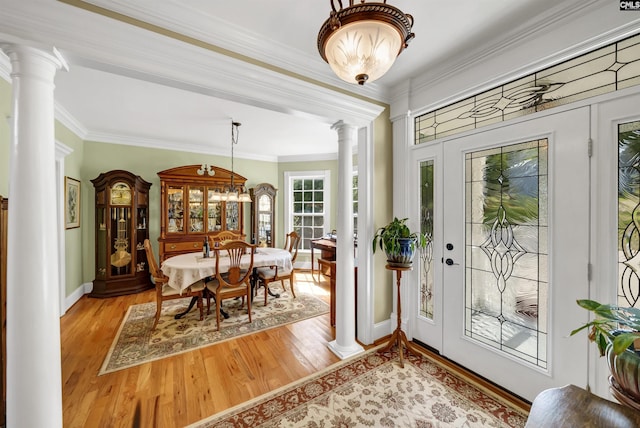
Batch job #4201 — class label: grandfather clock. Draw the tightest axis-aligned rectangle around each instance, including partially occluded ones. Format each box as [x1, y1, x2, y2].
[91, 170, 153, 297]
[250, 183, 277, 247]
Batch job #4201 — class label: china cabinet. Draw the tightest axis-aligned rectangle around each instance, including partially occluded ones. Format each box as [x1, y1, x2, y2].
[250, 183, 276, 247]
[158, 165, 247, 261]
[91, 170, 152, 297]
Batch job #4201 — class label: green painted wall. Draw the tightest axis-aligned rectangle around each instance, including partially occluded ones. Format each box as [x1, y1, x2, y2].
[371, 109, 393, 324]
[80, 141, 279, 284]
[56, 122, 85, 298]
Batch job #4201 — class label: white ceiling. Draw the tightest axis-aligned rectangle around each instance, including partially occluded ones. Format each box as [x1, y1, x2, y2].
[1, 0, 587, 161]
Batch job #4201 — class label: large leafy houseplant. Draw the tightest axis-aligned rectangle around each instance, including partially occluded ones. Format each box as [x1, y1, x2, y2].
[372, 217, 427, 266]
[570, 299, 640, 356]
[571, 299, 640, 410]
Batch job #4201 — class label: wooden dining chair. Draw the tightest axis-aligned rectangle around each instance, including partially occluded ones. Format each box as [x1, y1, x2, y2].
[256, 230, 300, 305]
[143, 239, 205, 330]
[205, 240, 256, 331]
[209, 231, 243, 247]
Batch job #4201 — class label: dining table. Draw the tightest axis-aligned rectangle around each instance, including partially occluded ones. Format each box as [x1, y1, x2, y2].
[161, 247, 293, 318]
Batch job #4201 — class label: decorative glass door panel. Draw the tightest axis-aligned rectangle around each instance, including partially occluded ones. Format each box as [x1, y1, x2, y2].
[465, 139, 548, 368]
[168, 186, 184, 233]
[419, 160, 435, 319]
[618, 120, 640, 308]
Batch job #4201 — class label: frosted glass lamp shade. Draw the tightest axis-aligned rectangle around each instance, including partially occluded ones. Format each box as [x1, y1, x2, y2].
[325, 20, 401, 85]
[317, 1, 414, 85]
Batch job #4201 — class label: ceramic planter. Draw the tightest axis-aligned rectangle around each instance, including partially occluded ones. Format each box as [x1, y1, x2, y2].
[607, 342, 640, 411]
[385, 237, 415, 267]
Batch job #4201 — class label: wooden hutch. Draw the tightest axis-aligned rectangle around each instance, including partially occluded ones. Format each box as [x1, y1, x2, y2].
[91, 170, 153, 297]
[158, 164, 247, 261]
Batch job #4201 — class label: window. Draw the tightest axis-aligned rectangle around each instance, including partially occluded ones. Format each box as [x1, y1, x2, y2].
[284, 171, 331, 250]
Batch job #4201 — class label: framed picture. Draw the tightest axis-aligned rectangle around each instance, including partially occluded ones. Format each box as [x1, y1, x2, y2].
[65, 176, 81, 229]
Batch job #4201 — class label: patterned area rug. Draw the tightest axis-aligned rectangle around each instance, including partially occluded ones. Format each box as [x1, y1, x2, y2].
[99, 289, 328, 375]
[188, 348, 528, 428]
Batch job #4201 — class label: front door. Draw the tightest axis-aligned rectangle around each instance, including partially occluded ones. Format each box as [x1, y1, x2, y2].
[411, 107, 591, 401]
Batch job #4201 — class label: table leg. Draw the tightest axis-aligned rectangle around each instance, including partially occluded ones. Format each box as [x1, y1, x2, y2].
[174, 296, 198, 319]
[175, 295, 229, 320]
[311, 246, 316, 281]
[252, 269, 281, 300]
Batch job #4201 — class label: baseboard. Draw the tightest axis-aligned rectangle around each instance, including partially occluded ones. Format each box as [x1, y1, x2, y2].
[62, 282, 92, 315]
[371, 319, 391, 343]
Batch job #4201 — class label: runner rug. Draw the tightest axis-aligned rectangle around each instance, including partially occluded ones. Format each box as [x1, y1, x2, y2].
[99, 289, 328, 375]
[188, 347, 529, 428]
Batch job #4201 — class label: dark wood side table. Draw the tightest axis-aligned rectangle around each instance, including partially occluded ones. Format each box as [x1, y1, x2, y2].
[381, 264, 422, 367]
[525, 384, 640, 427]
[310, 238, 336, 280]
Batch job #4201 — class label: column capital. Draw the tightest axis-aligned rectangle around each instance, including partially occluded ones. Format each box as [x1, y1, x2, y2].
[1, 44, 68, 77]
[331, 120, 357, 145]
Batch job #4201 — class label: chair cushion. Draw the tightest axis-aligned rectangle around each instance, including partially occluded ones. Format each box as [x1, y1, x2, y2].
[162, 279, 205, 296]
[257, 266, 293, 280]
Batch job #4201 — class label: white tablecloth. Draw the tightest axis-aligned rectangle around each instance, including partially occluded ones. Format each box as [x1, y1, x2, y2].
[161, 247, 293, 292]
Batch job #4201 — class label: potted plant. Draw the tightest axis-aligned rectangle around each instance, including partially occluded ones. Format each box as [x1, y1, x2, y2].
[372, 217, 427, 267]
[570, 299, 640, 410]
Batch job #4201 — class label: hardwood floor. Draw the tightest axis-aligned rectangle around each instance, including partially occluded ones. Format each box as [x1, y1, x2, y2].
[60, 271, 529, 427]
[60, 272, 348, 427]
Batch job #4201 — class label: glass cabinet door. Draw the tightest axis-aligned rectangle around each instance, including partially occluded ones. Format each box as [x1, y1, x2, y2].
[189, 187, 204, 233]
[109, 181, 133, 277]
[250, 183, 277, 247]
[258, 194, 272, 246]
[167, 185, 184, 233]
[226, 201, 239, 231]
[207, 189, 222, 232]
[96, 206, 107, 279]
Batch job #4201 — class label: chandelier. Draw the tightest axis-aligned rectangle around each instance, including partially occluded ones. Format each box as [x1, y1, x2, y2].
[207, 121, 252, 203]
[317, 0, 415, 85]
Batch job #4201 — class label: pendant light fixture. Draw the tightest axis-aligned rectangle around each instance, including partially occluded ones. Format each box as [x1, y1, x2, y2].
[208, 120, 252, 203]
[317, 0, 415, 85]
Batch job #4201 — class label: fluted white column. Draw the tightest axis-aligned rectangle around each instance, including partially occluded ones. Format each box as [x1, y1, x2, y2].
[2, 44, 66, 428]
[327, 121, 364, 359]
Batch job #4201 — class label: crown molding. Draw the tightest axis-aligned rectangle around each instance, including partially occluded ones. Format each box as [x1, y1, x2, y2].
[54, 102, 87, 139]
[69, 0, 387, 102]
[2, 2, 384, 129]
[403, 0, 625, 98]
[277, 152, 338, 163]
[85, 131, 280, 162]
[401, 2, 640, 117]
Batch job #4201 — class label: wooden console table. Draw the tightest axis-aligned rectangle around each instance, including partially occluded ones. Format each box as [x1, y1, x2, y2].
[381, 264, 421, 367]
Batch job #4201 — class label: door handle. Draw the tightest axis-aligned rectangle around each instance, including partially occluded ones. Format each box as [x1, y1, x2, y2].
[445, 258, 459, 266]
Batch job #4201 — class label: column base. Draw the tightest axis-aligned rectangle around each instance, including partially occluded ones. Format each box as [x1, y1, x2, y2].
[327, 340, 365, 360]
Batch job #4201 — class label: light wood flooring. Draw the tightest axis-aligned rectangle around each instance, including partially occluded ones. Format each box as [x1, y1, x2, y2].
[60, 271, 529, 428]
